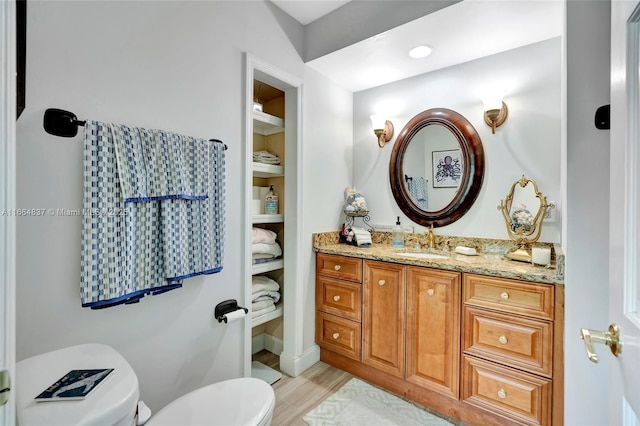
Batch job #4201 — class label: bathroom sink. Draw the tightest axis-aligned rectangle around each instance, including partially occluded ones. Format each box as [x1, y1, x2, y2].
[396, 252, 449, 260]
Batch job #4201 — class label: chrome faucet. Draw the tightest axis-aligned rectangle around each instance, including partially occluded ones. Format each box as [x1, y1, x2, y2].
[426, 225, 436, 249]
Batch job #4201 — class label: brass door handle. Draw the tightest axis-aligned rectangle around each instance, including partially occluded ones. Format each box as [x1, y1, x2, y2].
[580, 323, 622, 363]
[333, 295, 341, 302]
[332, 333, 340, 339]
[334, 265, 341, 271]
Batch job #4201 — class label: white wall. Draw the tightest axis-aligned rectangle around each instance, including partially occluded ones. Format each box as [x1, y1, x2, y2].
[565, 1, 611, 425]
[301, 66, 353, 352]
[15, 0, 306, 412]
[353, 38, 562, 242]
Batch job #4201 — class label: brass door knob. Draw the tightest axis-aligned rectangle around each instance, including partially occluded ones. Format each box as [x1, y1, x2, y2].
[378, 280, 386, 286]
[333, 295, 341, 302]
[334, 265, 342, 271]
[332, 333, 340, 340]
[500, 292, 509, 300]
[498, 335, 508, 345]
[427, 289, 435, 296]
[497, 389, 507, 399]
[580, 323, 622, 363]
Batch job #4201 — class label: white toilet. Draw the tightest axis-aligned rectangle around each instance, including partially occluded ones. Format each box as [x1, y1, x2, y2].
[16, 344, 275, 426]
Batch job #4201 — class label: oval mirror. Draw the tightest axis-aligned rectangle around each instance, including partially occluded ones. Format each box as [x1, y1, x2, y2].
[389, 108, 485, 227]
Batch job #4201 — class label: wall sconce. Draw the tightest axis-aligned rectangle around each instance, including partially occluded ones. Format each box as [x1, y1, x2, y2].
[483, 97, 508, 134]
[370, 115, 394, 148]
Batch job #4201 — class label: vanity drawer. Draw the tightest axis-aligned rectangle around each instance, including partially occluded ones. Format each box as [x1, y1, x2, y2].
[463, 306, 553, 377]
[316, 277, 362, 321]
[316, 312, 361, 361]
[463, 274, 554, 320]
[462, 355, 552, 426]
[317, 253, 363, 283]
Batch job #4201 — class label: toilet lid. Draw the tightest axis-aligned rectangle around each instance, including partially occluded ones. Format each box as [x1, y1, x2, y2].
[16, 344, 140, 426]
[148, 377, 275, 426]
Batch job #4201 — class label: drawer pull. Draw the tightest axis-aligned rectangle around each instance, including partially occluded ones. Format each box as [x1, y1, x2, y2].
[427, 289, 435, 296]
[333, 295, 341, 302]
[332, 332, 340, 340]
[500, 292, 509, 300]
[378, 280, 386, 286]
[498, 335, 508, 345]
[497, 389, 507, 399]
[334, 265, 342, 271]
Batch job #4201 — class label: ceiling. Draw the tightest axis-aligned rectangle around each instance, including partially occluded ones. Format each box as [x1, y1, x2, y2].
[270, 0, 563, 93]
[270, 0, 351, 25]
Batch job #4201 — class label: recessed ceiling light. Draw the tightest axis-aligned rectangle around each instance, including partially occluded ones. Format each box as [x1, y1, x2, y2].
[408, 45, 433, 59]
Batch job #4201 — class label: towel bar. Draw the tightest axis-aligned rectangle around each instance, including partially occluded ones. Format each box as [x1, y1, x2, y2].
[43, 108, 228, 150]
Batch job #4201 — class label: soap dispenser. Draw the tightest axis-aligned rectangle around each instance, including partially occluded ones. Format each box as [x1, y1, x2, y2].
[392, 216, 404, 248]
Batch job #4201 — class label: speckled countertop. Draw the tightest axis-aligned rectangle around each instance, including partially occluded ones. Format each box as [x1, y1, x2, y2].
[313, 231, 564, 285]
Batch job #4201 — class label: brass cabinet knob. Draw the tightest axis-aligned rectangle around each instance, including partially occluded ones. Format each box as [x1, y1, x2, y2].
[497, 389, 507, 399]
[427, 289, 435, 296]
[333, 295, 341, 302]
[332, 333, 340, 339]
[500, 292, 509, 300]
[498, 335, 508, 345]
[378, 280, 386, 286]
[334, 265, 341, 271]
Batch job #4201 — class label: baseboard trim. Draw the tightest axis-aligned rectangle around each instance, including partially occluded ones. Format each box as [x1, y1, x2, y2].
[280, 344, 320, 377]
[252, 333, 283, 356]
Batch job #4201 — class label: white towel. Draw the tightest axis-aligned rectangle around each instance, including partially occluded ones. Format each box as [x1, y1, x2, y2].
[252, 227, 277, 244]
[252, 276, 280, 293]
[252, 290, 281, 303]
[252, 242, 282, 257]
[252, 299, 274, 312]
[252, 303, 276, 317]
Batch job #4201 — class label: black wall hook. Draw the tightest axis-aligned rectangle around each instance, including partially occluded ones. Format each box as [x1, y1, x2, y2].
[595, 104, 610, 130]
[43, 108, 86, 137]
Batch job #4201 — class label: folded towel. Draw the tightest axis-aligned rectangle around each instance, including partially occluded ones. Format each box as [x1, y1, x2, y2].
[252, 242, 282, 257]
[253, 150, 281, 165]
[252, 227, 277, 244]
[252, 303, 276, 317]
[252, 299, 274, 312]
[252, 276, 280, 293]
[252, 290, 281, 303]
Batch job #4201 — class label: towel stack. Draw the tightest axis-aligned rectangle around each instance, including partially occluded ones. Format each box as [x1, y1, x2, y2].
[252, 227, 282, 264]
[252, 275, 281, 317]
[351, 227, 372, 247]
[253, 150, 281, 165]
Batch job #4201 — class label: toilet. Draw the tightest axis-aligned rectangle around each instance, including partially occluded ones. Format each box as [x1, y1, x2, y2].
[16, 344, 275, 426]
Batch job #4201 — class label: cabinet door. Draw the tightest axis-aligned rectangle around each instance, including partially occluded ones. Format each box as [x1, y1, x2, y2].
[406, 267, 461, 399]
[362, 260, 406, 377]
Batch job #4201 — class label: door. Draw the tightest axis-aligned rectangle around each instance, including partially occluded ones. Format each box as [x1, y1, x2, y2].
[1, 0, 17, 423]
[608, 0, 640, 423]
[362, 260, 405, 378]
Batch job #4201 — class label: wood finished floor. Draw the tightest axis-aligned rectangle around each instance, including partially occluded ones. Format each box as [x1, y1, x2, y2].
[252, 350, 353, 426]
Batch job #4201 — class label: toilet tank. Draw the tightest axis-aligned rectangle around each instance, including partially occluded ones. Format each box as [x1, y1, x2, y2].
[16, 344, 140, 426]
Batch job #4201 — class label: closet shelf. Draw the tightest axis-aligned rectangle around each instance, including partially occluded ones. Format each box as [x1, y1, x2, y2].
[253, 110, 284, 136]
[252, 259, 284, 275]
[251, 302, 283, 327]
[252, 214, 284, 224]
[253, 162, 284, 177]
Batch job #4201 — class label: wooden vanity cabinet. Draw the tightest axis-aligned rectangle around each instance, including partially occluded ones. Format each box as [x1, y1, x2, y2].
[362, 261, 406, 378]
[315, 253, 564, 426]
[316, 254, 363, 361]
[406, 267, 461, 399]
[461, 274, 563, 426]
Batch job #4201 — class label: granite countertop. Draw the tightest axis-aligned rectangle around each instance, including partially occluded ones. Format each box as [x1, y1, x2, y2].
[313, 232, 564, 285]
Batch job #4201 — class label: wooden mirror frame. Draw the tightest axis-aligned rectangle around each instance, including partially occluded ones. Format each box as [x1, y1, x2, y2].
[389, 108, 485, 228]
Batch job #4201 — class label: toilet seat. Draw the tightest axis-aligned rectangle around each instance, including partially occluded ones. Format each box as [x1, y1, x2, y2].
[147, 377, 275, 426]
